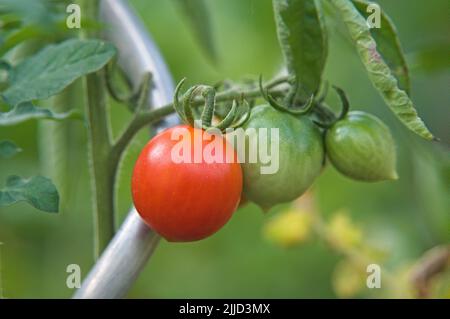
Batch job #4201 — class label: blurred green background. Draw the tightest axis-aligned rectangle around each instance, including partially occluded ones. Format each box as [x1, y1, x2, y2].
[0, 0, 449, 298]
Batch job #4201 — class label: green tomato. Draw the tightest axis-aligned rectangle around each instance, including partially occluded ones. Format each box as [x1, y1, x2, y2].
[325, 111, 398, 182]
[238, 104, 324, 209]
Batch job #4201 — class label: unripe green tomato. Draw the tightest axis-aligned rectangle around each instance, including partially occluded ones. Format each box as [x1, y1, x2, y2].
[325, 111, 398, 182]
[238, 104, 324, 209]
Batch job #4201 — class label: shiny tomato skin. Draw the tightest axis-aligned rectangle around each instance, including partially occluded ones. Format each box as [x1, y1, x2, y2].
[325, 111, 398, 182]
[240, 104, 324, 209]
[132, 125, 242, 242]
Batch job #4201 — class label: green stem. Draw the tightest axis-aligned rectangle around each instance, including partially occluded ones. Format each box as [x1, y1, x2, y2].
[112, 82, 336, 161]
[85, 73, 115, 258]
[311, 102, 337, 123]
[81, 0, 115, 258]
[112, 86, 286, 160]
[266, 75, 291, 89]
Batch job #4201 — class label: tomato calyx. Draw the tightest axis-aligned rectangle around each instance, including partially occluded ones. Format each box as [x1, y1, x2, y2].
[313, 85, 350, 129]
[258, 75, 315, 116]
[173, 78, 251, 133]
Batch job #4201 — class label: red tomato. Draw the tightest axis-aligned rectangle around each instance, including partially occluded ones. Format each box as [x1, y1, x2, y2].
[132, 125, 242, 242]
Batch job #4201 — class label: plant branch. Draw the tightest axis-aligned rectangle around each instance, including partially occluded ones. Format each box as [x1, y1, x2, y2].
[265, 75, 292, 89]
[111, 84, 287, 163]
[410, 245, 450, 298]
[80, 0, 115, 258]
[311, 102, 337, 123]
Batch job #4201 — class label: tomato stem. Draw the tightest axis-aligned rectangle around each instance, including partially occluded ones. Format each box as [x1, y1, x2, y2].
[199, 86, 216, 127]
[112, 79, 337, 160]
[80, 0, 116, 259]
[112, 83, 284, 159]
[311, 86, 350, 128]
[333, 85, 350, 121]
[104, 59, 132, 106]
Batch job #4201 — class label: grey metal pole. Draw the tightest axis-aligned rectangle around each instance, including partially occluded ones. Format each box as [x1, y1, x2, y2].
[73, 0, 178, 299]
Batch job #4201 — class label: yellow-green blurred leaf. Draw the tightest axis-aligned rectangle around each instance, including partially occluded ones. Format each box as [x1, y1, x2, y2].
[328, 210, 362, 249]
[263, 209, 313, 248]
[332, 259, 365, 298]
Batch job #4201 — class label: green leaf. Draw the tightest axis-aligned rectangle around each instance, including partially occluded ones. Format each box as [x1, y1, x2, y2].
[0, 0, 71, 56]
[0, 0, 50, 23]
[0, 140, 21, 159]
[0, 25, 53, 56]
[0, 175, 59, 213]
[272, 0, 328, 98]
[0, 102, 79, 126]
[352, 0, 410, 94]
[0, 60, 10, 89]
[0, 14, 22, 31]
[329, 0, 434, 140]
[1, 38, 116, 107]
[0, 0, 62, 26]
[173, 0, 217, 63]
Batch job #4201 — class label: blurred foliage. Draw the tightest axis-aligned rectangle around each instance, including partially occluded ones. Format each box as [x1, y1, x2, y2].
[263, 209, 313, 247]
[266, 197, 449, 298]
[332, 259, 366, 298]
[327, 210, 363, 250]
[0, 0, 449, 298]
[171, 0, 217, 63]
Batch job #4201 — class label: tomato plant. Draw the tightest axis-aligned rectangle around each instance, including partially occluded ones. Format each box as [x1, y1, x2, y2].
[0, 0, 447, 300]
